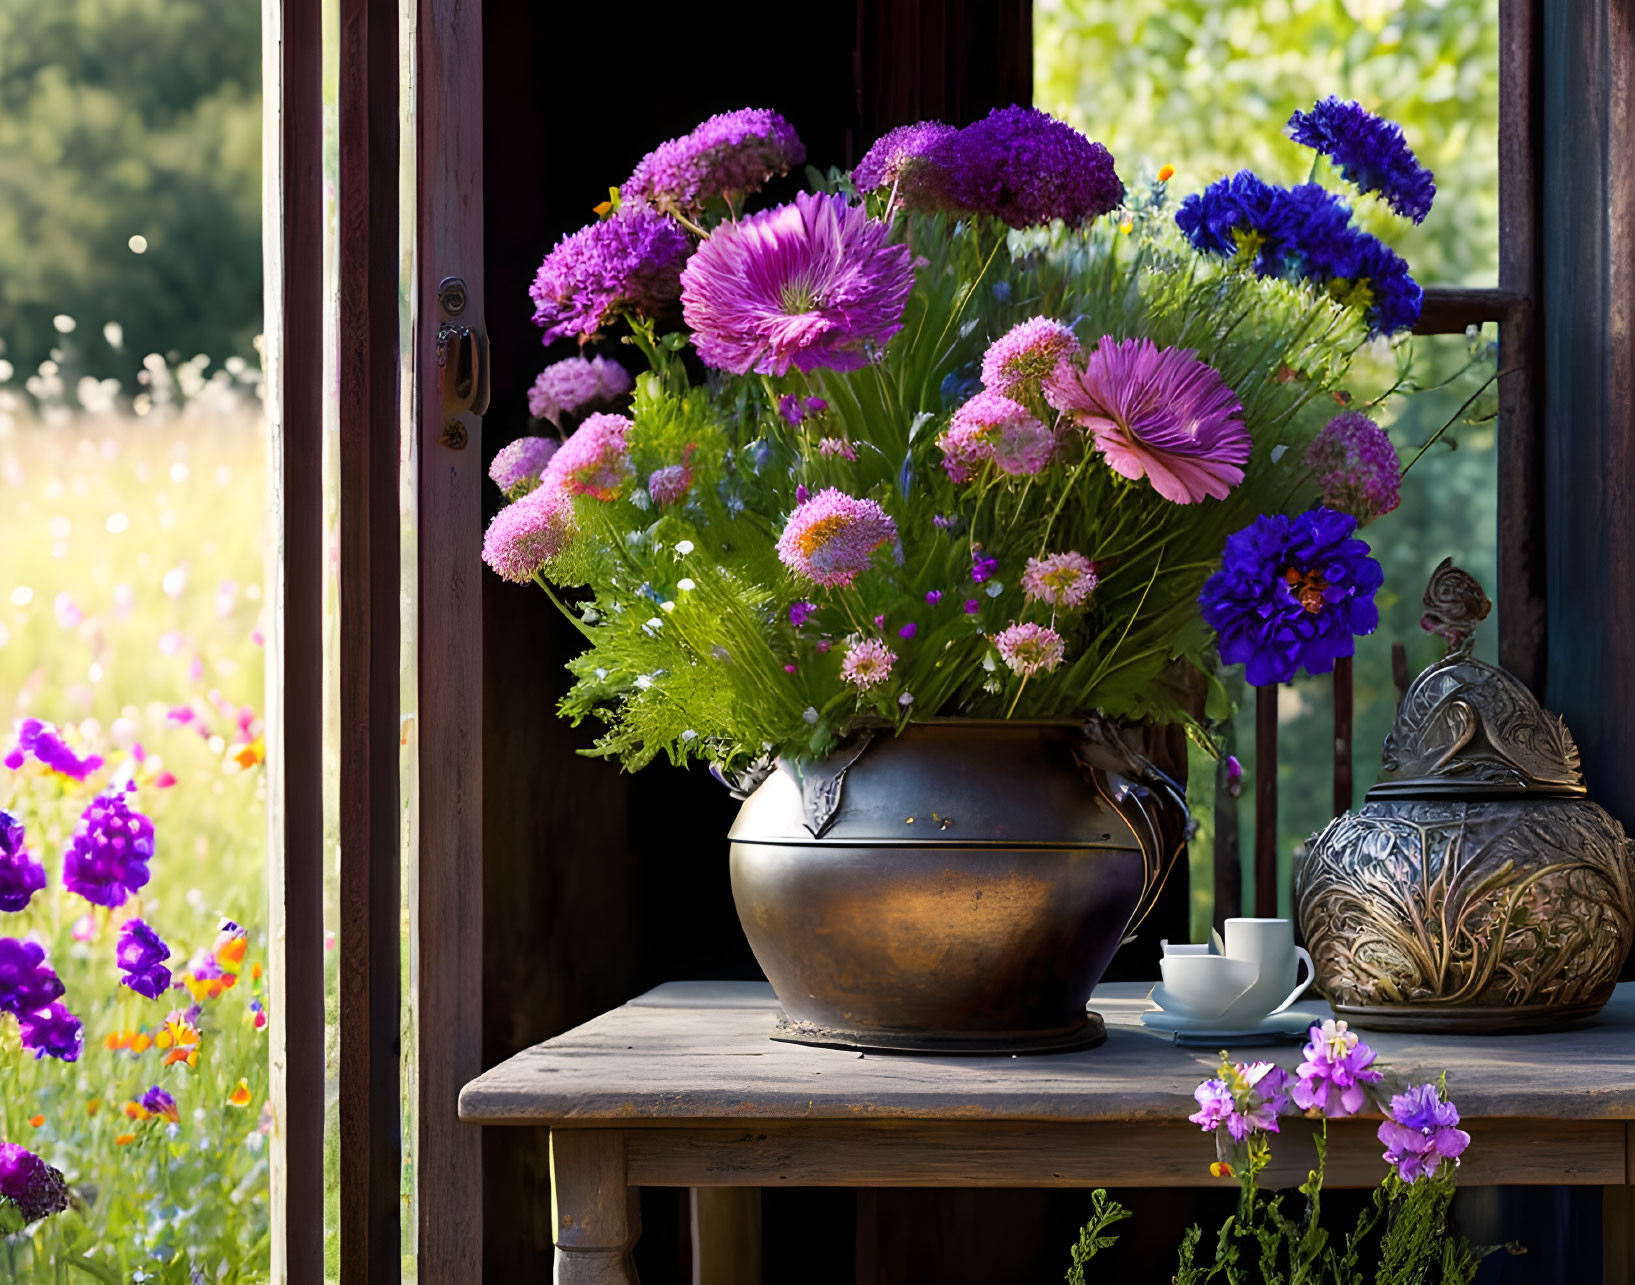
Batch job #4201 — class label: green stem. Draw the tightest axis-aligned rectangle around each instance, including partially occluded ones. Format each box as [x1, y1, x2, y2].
[1401, 369, 1503, 477]
[531, 573, 594, 639]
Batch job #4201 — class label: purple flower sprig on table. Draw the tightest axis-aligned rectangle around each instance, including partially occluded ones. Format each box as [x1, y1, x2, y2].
[1291, 1018, 1383, 1118]
[1190, 1059, 1292, 1142]
[0, 810, 45, 913]
[1378, 1083, 1470, 1183]
[116, 918, 173, 1000]
[0, 1144, 70, 1226]
[4, 718, 103, 781]
[62, 788, 155, 909]
[1288, 97, 1436, 225]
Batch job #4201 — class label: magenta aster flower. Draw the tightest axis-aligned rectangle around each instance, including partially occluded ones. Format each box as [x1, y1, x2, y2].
[992, 622, 1066, 677]
[1305, 411, 1401, 523]
[852, 121, 961, 212]
[482, 487, 576, 584]
[980, 317, 1082, 399]
[789, 601, 816, 627]
[1378, 1084, 1470, 1183]
[1021, 552, 1098, 609]
[0, 1145, 69, 1224]
[4, 718, 103, 781]
[939, 391, 1057, 481]
[0, 810, 45, 914]
[526, 355, 632, 426]
[775, 488, 898, 587]
[0, 938, 64, 1017]
[680, 191, 914, 376]
[19, 1001, 81, 1062]
[529, 208, 693, 346]
[647, 463, 694, 509]
[542, 412, 631, 501]
[488, 436, 560, 499]
[1046, 336, 1250, 504]
[1291, 1019, 1383, 1118]
[623, 108, 805, 217]
[116, 919, 173, 1000]
[63, 789, 154, 909]
[839, 638, 896, 689]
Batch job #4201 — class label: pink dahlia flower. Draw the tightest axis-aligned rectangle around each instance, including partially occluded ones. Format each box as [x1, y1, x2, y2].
[1045, 337, 1250, 504]
[622, 108, 806, 217]
[1021, 552, 1098, 609]
[938, 391, 1057, 481]
[527, 355, 632, 426]
[1305, 411, 1401, 523]
[980, 317, 1082, 399]
[482, 487, 576, 583]
[542, 413, 631, 501]
[648, 463, 693, 509]
[839, 638, 896, 689]
[488, 436, 560, 498]
[680, 191, 914, 376]
[775, 488, 898, 588]
[992, 622, 1066, 677]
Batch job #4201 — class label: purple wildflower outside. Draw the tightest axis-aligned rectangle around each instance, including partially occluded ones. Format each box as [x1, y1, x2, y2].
[116, 919, 173, 1000]
[0, 810, 45, 914]
[19, 1001, 82, 1062]
[0, 1144, 69, 1224]
[4, 718, 104, 781]
[529, 207, 692, 346]
[0, 938, 64, 1017]
[62, 789, 155, 909]
[1305, 411, 1401, 523]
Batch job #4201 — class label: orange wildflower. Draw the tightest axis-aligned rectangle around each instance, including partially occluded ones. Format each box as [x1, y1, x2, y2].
[1157, 164, 1176, 183]
[28, 1115, 43, 1128]
[114, 1133, 136, 1147]
[228, 1079, 252, 1108]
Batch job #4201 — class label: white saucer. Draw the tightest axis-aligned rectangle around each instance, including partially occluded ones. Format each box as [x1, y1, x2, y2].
[1140, 987, 1327, 1044]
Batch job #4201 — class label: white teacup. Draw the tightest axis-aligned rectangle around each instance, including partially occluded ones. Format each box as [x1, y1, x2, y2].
[1222, 917, 1314, 1019]
[1155, 953, 1263, 1023]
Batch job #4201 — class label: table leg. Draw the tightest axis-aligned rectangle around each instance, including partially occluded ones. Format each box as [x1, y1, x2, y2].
[550, 1130, 639, 1284]
[689, 1187, 761, 1285]
[1608, 1185, 1635, 1285]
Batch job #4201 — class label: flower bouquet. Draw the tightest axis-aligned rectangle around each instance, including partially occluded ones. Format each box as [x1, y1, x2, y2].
[483, 100, 1433, 1047]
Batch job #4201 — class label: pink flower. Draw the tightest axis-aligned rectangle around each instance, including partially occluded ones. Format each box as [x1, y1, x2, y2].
[1045, 336, 1249, 504]
[817, 437, 858, 462]
[938, 391, 1056, 482]
[481, 487, 576, 583]
[1020, 552, 1098, 609]
[648, 463, 693, 509]
[489, 436, 561, 498]
[1305, 411, 1401, 523]
[1290, 1019, 1383, 1118]
[991, 622, 1066, 676]
[980, 317, 1082, 399]
[526, 355, 633, 426]
[775, 488, 898, 588]
[541, 413, 631, 501]
[839, 638, 896, 689]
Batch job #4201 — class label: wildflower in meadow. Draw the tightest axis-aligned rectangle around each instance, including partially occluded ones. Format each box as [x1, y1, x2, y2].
[775, 489, 898, 588]
[992, 622, 1066, 678]
[0, 1143, 69, 1224]
[128, 1086, 180, 1125]
[0, 938, 65, 1016]
[4, 718, 104, 780]
[115, 919, 173, 1000]
[0, 810, 46, 913]
[62, 788, 155, 908]
[1378, 1083, 1470, 1183]
[157, 1009, 202, 1068]
[228, 1079, 253, 1108]
[19, 1002, 83, 1062]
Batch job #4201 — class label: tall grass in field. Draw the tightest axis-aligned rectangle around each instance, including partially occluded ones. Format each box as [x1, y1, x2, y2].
[0, 363, 272, 1281]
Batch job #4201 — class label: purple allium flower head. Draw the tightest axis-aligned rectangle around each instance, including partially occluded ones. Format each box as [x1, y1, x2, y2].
[939, 392, 1057, 482]
[1021, 552, 1098, 610]
[4, 719, 103, 781]
[542, 412, 632, 500]
[980, 317, 1083, 399]
[1305, 411, 1402, 523]
[1288, 97, 1436, 224]
[1190, 1061, 1291, 1141]
[839, 638, 896, 689]
[789, 601, 816, 628]
[775, 488, 898, 587]
[647, 462, 694, 509]
[622, 108, 806, 217]
[971, 554, 999, 583]
[116, 919, 173, 1000]
[140, 1085, 179, 1122]
[680, 191, 915, 376]
[482, 487, 577, 583]
[992, 622, 1066, 677]
[1046, 337, 1249, 504]
[0, 938, 64, 1017]
[852, 121, 962, 211]
[529, 207, 693, 346]
[526, 355, 633, 426]
[0, 811, 45, 914]
[1199, 506, 1384, 686]
[0, 1145, 69, 1224]
[938, 106, 1124, 229]
[19, 1001, 81, 1061]
[1378, 1083, 1470, 1183]
[488, 436, 560, 499]
[1291, 1019, 1383, 1118]
[62, 789, 154, 909]
[817, 437, 858, 462]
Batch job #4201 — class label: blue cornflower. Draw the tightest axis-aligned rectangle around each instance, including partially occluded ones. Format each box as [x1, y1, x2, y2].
[1199, 507, 1383, 686]
[1288, 97, 1436, 224]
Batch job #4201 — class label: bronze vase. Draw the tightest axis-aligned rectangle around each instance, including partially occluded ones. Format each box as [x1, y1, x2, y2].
[727, 718, 1187, 1053]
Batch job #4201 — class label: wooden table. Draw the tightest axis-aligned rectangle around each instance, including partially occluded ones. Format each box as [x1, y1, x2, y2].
[459, 981, 1635, 1283]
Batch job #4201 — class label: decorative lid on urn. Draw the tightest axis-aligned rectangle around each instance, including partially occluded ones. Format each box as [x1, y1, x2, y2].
[1369, 560, 1586, 799]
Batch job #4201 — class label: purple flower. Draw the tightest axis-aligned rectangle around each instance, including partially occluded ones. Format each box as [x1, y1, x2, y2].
[794, 483, 810, 505]
[4, 718, 103, 781]
[804, 397, 828, 415]
[62, 789, 155, 908]
[852, 121, 961, 211]
[925, 590, 942, 606]
[0, 811, 45, 913]
[992, 622, 1066, 677]
[971, 554, 998, 583]
[1199, 507, 1384, 686]
[488, 436, 561, 499]
[778, 394, 805, 425]
[1189, 1061, 1291, 1141]
[964, 598, 981, 614]
[789, 601, 816, 628]
[1045, 337, 1249, 505]
[116, 919, 173, 1000]
[775, 488, 898, 587]
[939, 391, 1057, 481]
[934, 107, 1124, 228]
[980, 317, 1083, 399]
[839, 638, 896, 689]
[1378, 1084, 1470, 1183]
[1291, 1019, 1383, 1118]
[543, 412, 632, 500]
[1288, 97, 1436, 224]
[19, 1001, 81, 1062]
[0, 1145, 69, 1224]
[526, 355, 632, 426]
[0, 938, 64, 1017]
[1306, 411, 1402, 523]
[680, 191, 915, 376]
[898, 622, 917, 639]
[482, 486, 576, 583]
[1224, 754, 1244, 798]
[648, 462, 694, 510]
[622, 108, 806, 217]
[140, 1085, 179, 1123]
[529, 207, 693, 346]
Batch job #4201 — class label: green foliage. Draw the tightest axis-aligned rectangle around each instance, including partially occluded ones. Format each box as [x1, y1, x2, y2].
[1064, 1189, 1133, 1284]
[0, 0, 262, 385]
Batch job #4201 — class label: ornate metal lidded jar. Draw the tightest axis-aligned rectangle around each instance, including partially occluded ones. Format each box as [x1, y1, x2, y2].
[1297, 561, 1635, 1032]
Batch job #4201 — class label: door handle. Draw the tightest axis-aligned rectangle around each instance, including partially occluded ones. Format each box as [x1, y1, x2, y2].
[436, 276, 489, 445]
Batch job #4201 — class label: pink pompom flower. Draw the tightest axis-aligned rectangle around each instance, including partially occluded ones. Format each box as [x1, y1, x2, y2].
[1045, 336, 1249, 504]
[980, 317, 1082, 399]
[938, 391, 1057, 482]
[775, 488, 898, 588]
[526, 355, 632, 426]
[489, 436, 561, 499]
[1020, 552, 1098, 609]
[1305, 410, 1402, 523]
[481, 487, 576, 583]
[992, 622, 1066, 677]
[839, 638, 896, 689]
[541, 413, 631, 501]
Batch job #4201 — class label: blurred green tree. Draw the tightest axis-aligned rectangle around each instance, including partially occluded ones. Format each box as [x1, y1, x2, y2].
[0, 0, 261, 386]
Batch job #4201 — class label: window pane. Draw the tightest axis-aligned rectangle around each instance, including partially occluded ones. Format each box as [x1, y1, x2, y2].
[1034, 0, 1500, 285]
